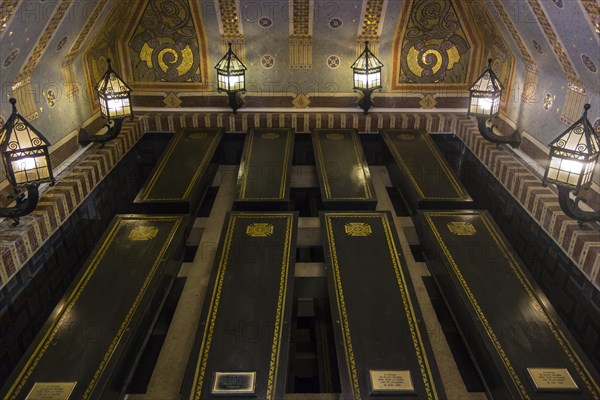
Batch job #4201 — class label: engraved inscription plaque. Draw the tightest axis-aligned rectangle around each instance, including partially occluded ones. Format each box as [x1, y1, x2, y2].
[212, 372, 256, 395]
[527, 368, 579, 391]
[25, 382, 77, 400]
[369, 370, 415, 394]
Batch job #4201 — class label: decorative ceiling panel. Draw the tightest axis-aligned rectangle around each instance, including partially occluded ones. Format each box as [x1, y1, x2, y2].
[489, 0, 536, 69]
[391, 0, 480, 90]
[125, 0, 209, 87]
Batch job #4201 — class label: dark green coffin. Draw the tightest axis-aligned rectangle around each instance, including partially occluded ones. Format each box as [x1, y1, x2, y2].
[234, 128, 294, 210]
[134, 128, 224, 215]
[418, 210, 600, 399]
[321, 212, 446, 399]
[381, 129, 473, 214]
[182, 212, 298, 400]
[312, 129, 377, 210]
[0, 214, 188, 400]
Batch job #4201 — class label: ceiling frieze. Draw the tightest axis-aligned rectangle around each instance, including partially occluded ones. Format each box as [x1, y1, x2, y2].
[289, 0, 313, 69]
[62, 0, 110, 67]
[525, 0, 584, 88]
[215, 0, 244, 57]
[357, 0, 387, 54]
[0, 0, 18, 38]
[16, 0, 73, 82]
[489, 0, 536, 70]
[580, 0, 600, 40]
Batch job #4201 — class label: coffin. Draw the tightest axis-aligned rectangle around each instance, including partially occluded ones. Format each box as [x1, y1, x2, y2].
[381, 129, 473, 214]
[182, 212, 298, 400]
[134, 128, 224, 215]
[418, 210, 600, 399]
[234, 128, 294, 210]
[321, 211, 446, 399]
[0, 214, 188, 400]
[312, 129, 377, 210]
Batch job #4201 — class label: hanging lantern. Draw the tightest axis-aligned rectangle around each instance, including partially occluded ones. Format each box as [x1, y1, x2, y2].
[468, 58, 503, 119]
[351, 41, 383, 113]
[215, 43, 247, 93]
[1, 98, 53, 187]
[96, 58, 132, 121]
[544, 104, 599, 189]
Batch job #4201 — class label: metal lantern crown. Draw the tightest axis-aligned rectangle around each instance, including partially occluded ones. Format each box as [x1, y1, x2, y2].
[0, 98, 54, 188]
[352, 41, 383, 91]
[215, 43, 247, 93]
[96, 58, 132, 121]
[468, 58, 504, 118]
[544, 104, 599, 190]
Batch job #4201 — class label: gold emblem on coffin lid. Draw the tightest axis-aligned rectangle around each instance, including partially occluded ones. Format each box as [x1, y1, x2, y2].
[344, 222, 372, 237]
[189, 133, 208, 139]
[129, 226, 159, 241]
[326, 133, 345, 140]
[397, 133, 416, 141]
[447, 221, 476, 236]
[261, 132, 280, 139]
[246, 223, 274, 237]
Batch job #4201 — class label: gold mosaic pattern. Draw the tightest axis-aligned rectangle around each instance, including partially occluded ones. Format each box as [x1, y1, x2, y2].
[580, 0, 600, 37]
[526, 0, 583, 87]
[490, 0, 536, 68]
[16, 0, 74, 82]
[218, 0, 241, 36]
[0, 0, 18, 36]
[290, 0, 312, 69]
[292, 0, 310, 35]
[63, 0, 110, 66]
[359, 0, 385, 39]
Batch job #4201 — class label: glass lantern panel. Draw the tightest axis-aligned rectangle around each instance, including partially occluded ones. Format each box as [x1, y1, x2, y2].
[469, 94, 501, 116]
[354, 71, 381, 90]
[106, 97, 131, 119]
[11, 154, 50, 185]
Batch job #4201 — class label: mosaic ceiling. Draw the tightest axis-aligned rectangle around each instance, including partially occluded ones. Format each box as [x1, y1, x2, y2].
[0, 0, 598, 144]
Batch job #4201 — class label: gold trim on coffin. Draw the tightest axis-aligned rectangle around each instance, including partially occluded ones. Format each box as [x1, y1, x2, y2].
[189, 215, 294, 400]
[238, 130, 293, 200]
[324, 213, 440, 399]
[313, 131, 373, 200]
[4, 216, 183, 400]
[382, 130, 468, 200]
[423, 212, 600, 398]
[139, 129, 222, 201]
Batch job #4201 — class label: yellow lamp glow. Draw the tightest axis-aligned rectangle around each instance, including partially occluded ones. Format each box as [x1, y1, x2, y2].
[468, 59, 503, 119]
[96, 59, 133, 121]
[544, 104, 599, 190]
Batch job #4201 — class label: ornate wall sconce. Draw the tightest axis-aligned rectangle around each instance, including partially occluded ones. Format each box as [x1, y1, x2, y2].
[79, 58, 133, 145]
[468, 58, 521, 148]
[0, 98, 55, 225]
[543, 104, 599, 224]
[352, 41, 383, 114]
[215, 43, 247, 113]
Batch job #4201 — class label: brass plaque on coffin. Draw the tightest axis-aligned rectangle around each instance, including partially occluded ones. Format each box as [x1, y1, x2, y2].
[212, 372, 256, 395]
[25, 382, 77, 400]
[527, 368, 579, 391]
[369, 370, 415, 394]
